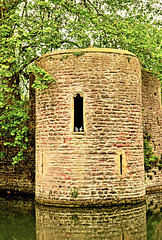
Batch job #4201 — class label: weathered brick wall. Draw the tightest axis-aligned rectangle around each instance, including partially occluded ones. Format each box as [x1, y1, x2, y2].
[146, 192, 162, 213]
[36, 203, 146, 240]
[141, 70, 162, 191]
[0, 126, 35, 195]
[35, 48, 145, 206]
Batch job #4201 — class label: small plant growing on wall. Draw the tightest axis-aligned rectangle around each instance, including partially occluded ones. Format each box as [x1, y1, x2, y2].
[70, 187, 78, 198]
[143, 133, 160, 171]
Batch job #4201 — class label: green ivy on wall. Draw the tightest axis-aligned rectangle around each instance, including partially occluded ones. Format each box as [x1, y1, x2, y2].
[144, 133, 162, 171]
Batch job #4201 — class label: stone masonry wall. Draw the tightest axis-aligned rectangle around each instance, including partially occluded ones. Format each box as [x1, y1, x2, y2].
[141, 70, 162, 191]
[0, 126, 35, 195]
[35, 48, 145, 206]
[0, 50, 161, 199]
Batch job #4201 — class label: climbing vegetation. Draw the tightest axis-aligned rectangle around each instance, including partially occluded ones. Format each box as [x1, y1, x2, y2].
[70, 187, 79, 198]
[144, 133, 162, 171]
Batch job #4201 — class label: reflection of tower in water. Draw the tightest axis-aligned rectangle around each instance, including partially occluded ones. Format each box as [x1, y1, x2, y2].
[36, 204, 147, 240]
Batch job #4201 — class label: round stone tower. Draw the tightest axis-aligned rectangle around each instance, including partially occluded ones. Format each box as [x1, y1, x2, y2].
[35, 48, 145, 206]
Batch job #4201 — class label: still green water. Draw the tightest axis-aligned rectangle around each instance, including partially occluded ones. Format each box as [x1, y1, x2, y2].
[0, 193, 161, 240]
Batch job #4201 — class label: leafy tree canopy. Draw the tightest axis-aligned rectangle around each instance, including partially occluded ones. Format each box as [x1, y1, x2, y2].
[0, 0, 161, 163]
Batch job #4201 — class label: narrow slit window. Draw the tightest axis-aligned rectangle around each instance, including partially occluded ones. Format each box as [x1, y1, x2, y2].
[122, 233, 124, 240]
[42, 153, 43, 174]
[120, 154, 123, 175]
[74, 94, 84, 132]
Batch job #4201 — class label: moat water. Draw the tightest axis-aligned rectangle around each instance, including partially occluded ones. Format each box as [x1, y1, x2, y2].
[0, 193, 161, 240]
